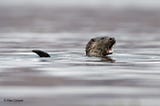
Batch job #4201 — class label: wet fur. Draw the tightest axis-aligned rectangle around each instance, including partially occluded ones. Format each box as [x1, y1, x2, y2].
[85, 36, 115, 57]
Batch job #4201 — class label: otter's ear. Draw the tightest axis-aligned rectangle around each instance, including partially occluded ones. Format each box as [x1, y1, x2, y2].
[91, 38, 95, 42]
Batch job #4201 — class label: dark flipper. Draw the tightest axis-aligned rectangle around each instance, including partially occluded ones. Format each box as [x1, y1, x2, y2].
[32, 50, 50, 57]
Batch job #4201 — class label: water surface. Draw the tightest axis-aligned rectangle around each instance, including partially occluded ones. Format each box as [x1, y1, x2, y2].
[0, 6, 160, 106]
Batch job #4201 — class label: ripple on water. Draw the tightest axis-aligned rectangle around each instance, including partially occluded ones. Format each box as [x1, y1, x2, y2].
[0, 33, 160, 106]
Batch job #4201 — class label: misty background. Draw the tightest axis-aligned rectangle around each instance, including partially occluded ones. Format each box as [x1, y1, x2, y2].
[1, 0, 160, 8]
[0, 0, 160, 33]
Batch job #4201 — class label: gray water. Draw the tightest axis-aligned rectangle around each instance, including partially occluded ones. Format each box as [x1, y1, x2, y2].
[0, 6, 160, 106]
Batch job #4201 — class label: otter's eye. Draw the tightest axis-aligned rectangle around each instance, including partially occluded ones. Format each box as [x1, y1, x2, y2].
[91, 39, 95, 42]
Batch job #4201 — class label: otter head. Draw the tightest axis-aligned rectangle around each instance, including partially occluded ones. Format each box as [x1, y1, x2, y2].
[86, 36, 116, 57]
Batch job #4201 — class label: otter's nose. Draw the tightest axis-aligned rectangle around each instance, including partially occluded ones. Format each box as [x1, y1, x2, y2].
[109, 37, 116, 44]
[109, 37, 115, 41]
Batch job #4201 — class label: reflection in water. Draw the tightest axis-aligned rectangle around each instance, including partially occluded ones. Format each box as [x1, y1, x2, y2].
[101, 56, 116, 63]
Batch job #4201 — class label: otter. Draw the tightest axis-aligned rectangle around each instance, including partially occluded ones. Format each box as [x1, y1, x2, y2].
[32, 36, 116, 57]
[86, 36, 116, 57]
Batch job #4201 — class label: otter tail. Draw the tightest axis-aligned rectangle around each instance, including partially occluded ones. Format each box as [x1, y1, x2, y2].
[32, 50, 50, 57]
